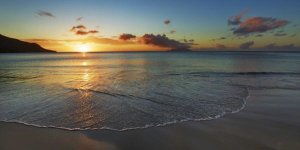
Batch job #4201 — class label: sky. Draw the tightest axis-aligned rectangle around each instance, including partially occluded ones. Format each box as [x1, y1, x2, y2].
[0, 0, 299, 52]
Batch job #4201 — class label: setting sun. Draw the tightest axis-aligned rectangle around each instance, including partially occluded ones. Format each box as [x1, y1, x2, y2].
[77, 44, 91, 53]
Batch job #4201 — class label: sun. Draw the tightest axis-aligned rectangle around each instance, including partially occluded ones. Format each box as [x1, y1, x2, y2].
[77, 44, 91, 53]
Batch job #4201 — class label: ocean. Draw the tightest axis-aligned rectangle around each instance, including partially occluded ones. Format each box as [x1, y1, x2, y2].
[0, 52, 300, 130]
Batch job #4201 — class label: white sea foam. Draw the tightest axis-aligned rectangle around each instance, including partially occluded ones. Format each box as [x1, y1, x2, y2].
[0, 87, 251, 131]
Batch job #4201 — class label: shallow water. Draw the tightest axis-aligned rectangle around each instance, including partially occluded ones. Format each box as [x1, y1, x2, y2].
[0, 52, 300, 130]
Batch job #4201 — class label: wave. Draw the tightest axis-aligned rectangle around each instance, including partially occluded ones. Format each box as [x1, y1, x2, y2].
[0, 87, 250, 131]
[162, 71, 300, 77]
[70, 88, 178, 108]
[0, 74, 42, 80]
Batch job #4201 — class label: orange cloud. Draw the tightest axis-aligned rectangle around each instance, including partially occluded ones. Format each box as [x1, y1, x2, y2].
[70, 25, 99, 36]
[24, 33, 196, 52]
[85, 36, 134, 45]
[232, 17, 289, 36]
[228, 10, 289, 36]
[119, 33, 136, 41]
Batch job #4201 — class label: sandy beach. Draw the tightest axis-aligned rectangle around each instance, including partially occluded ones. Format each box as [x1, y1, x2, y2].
[1, 88, 300, 150]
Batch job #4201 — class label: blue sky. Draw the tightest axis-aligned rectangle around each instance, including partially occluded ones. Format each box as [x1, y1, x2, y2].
[0, 0, 299, 51]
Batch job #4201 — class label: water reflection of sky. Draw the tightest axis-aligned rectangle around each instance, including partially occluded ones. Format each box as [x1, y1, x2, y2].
[0, 52, 300, 130]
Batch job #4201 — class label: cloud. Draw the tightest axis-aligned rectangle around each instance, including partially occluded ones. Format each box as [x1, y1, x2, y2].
[239, 41, 254, 49]
[85, 36, 134, 45]
[264, 43, 295, 49]
[29, 32, 194, 51]
[170, 30, 176, 34]
[216, 44, 227, 49]
[164, 20, 171, 25]
[139, 34, 191, 50]
[36, 10, 55, 18]
[70, 25, 99, 35]
[228, 9, 249, 25]
[75, 30, 99, 35]
[88, 30, 99, 34]
[119, 33, 136, 41]
[232, 17, 289, 36]
[211, 37, 227, 41]
[28, 36, 135, 46]
[70, 25, 86, 32]
[77, 17, 83, 21]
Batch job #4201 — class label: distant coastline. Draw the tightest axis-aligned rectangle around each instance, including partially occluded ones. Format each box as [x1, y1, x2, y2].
[54, 50, 300, 53]
[0, 34, 56, 53]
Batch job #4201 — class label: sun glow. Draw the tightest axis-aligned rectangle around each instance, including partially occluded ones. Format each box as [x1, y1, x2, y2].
[77, 44, 91, 53]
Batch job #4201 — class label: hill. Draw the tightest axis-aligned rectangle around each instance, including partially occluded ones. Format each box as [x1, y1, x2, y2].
[0, 34, 55, 53]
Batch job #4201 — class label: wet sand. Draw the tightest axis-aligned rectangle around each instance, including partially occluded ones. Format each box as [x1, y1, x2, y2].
[1, 88, 300, 150]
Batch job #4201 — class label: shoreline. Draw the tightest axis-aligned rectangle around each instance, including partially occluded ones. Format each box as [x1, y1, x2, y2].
[0, 87, 249, 132]
[1, 88, 300, 150]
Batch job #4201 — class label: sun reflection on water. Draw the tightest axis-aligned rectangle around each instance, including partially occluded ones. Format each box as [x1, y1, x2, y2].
[83, 69, 89, 82]
[82, 61, 87, 66]
[73, 63, 99, 128]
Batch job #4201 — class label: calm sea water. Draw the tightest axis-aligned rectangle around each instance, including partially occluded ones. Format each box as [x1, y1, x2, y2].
[0, 52, 300, 130]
